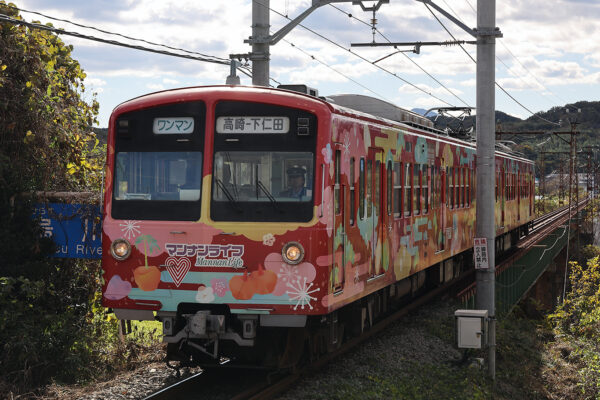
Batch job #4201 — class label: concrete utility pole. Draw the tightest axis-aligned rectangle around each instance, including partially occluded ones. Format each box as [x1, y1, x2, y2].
[250, 0, 270, 86]
[474, 0, 499, 380]
[246, 0, 378, 86]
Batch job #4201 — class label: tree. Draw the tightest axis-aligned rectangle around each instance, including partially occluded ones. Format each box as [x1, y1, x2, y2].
[0, 2, 107, 392]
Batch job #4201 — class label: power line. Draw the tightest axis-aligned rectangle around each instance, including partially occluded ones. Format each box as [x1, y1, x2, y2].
[3, 4, 227, 64]
[421, 3, 561, 127]
[329, 3, 472, 108]
[459, 0, 579, 113]
[267, 5, 456, 107]
[0, 13, 231, 66]
[281, 38, 393, 102]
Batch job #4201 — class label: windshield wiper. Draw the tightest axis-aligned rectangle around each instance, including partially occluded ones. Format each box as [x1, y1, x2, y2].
[256, 179, 282, 213]
[215, 179, 242, 213]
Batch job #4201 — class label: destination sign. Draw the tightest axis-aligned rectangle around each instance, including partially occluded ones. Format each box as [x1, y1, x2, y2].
[153, 117, 194, 134]
[216, 116, 289, 134]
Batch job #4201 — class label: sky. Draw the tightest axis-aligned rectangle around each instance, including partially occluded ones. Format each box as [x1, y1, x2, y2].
[9, 0, 600, 127]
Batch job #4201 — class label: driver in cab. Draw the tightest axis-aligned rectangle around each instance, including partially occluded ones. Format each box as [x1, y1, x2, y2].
[280, 166, 308, 200]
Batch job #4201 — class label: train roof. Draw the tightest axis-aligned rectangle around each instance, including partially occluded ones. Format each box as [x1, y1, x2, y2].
[111, 85, 533, 165]
[327, 94, 434, 129]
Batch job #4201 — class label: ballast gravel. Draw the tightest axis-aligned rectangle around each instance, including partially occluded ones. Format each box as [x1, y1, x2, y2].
[42, 300, 462, 400]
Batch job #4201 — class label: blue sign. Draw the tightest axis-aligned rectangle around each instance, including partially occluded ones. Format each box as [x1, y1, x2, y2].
[33, 203, 102, 259]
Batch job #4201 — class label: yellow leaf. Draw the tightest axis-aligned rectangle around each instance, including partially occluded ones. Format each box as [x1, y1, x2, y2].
[1, 65, 6, 71]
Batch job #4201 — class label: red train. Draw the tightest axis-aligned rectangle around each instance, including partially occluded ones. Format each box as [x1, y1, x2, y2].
[101, 85, 535, 365]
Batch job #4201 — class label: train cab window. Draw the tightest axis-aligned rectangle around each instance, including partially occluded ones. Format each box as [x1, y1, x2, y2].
[350, 157, 355, 226]
[393, 162, 402, 217]
[404, 163, 411, 216]
[210, 101, 317, 222]
[387, 161, 393, 216]
[423, 165, 429, 214]
[334, 150, 341, 215]
[359, 158, 365, 220]
[413, 164, 420, 215]
[111, 101, 206, 221]
[367, 160, 373, 218]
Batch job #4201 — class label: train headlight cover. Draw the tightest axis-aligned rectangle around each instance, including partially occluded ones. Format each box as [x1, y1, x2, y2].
[282, 242, 304, 265]
[111, 238, 131, 261]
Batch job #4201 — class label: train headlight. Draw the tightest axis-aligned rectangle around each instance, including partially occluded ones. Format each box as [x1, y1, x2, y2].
[282, 242, 304, 265]
[111, 238, 131, 261]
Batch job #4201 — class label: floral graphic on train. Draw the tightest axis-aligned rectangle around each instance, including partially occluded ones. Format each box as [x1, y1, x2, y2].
[134, 234, 161, 291]
[166, 243, 244, 268]
[119, 220, 141, 239]
[286, 277, 320, 310]
[262, 233, 275, 246]
[196, 284, 215, 303]
[264, 252, 317, 296]
[322, 143, 332, 164]
[105, 275, 132, 300]
[210, 277, 229, 297]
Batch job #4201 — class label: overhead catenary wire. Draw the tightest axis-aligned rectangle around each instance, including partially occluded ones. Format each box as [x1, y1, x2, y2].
[456, 0, 580, 114]
[265, 4, 456, 108]
[421, 3, 561, 127]
[328, 3, 473, 109]
[281, 38, 393, 102]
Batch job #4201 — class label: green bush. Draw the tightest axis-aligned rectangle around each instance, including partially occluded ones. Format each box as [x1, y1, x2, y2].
[548, 257, 600, 397]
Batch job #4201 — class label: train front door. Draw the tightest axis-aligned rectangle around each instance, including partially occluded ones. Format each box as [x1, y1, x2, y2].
[368, 148, 384, 277]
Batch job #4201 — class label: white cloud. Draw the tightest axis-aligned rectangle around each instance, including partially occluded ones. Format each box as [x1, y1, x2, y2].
[146, 83, 165, 91]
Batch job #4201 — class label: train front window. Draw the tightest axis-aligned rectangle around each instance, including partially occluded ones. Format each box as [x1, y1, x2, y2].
[211, 100, 317, 222]
[211, 151, 314, 222]
[110, 100, 206, 221]
[115, 152, 202, 201]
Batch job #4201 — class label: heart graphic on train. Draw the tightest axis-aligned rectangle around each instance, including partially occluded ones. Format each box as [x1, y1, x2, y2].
[165, 256, 191, 287]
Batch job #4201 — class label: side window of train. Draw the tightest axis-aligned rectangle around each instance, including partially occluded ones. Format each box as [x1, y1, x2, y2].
[495, 170, 498, 202]
[423, 165, 429, 214]
[458, 167, 463, 208]
[393, 162, 402, 218]
[350, 157, 355, 226]
[404, 163, 411, 216]
[466, 168, 471, 206]
[367, 160, 373, 218]
[359, 158, 365, 220]
[413, 163, 420, 215]
[335, 150, 341, 215]
[445, 166, 450, 209]
[449, 167, 455, 209]
[387, 161, 393, 216]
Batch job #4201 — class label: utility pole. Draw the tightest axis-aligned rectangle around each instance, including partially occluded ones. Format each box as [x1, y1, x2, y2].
[474, 0, 499, 380]
[250, 0, 270, 86]
[245, 0, 368, 87]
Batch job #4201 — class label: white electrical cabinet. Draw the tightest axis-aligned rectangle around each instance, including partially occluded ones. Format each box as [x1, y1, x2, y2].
[455, 309, 488, 349]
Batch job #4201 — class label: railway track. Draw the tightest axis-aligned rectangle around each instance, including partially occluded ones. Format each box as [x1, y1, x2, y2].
[141, 267, 473, 400]
[142, 200, 591, 400]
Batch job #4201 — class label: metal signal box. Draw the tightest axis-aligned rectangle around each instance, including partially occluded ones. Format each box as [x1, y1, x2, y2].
[455, 309, 488, 349]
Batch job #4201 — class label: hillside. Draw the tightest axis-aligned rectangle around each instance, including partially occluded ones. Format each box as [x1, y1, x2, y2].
[430, 101, 600, 176]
